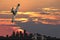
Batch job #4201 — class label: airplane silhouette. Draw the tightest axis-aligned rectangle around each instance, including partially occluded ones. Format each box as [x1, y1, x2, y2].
[11, 4, 20, 23]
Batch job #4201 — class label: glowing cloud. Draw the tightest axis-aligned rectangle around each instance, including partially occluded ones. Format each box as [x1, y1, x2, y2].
[15, 18, 28, 23]
[0, 11, 60, 25]
[42, 8, 60, 12]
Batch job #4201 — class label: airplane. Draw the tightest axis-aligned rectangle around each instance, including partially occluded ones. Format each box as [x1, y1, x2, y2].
[11, 4, 20, 23]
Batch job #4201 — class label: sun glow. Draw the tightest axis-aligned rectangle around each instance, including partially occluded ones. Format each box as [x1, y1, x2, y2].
[12, 27, 23, 33]
[15, 18, 28, 23]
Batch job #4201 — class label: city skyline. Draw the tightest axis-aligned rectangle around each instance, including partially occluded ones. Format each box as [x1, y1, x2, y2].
[0, 0, 60, 38]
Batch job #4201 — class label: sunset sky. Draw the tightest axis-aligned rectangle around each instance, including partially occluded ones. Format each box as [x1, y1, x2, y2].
[0, 0, 60, 38]
[0, 0, 60, 11]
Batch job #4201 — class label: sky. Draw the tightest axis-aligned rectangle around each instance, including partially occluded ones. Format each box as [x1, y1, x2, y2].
[0, 0, 60, 38]
[0, 0, 60, 11]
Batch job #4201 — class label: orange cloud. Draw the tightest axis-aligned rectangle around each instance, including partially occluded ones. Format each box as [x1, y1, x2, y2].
[0, 11, 60, 25]
[0, 18, 23, 36]
[42, 8, 60, 12]
[15, 18, 28, 23]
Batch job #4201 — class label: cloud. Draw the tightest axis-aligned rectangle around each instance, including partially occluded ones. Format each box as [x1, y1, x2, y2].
[0, 11, 60, 25]
[15, 20, 60, 38]
[0, 24, 23, 36]
[42, 8, 60, 12]
[0, 11, 60, 37]
[0, 19, 23, 36]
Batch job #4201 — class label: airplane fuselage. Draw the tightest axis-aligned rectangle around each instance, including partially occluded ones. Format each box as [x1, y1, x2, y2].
[11, 4, 20, 22]
[11, 4, 20, 16]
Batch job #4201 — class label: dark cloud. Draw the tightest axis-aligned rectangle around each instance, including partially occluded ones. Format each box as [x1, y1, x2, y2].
[15, 21, 60, 38]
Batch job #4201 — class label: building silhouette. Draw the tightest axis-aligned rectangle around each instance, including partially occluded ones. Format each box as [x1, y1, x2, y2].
[0, 30, 59, 40]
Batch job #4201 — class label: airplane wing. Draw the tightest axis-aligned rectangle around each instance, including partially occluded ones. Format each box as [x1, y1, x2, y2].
[11, 8, 14, 13]
[15, 4, 20, 13]
[11, 8, 16, 15]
